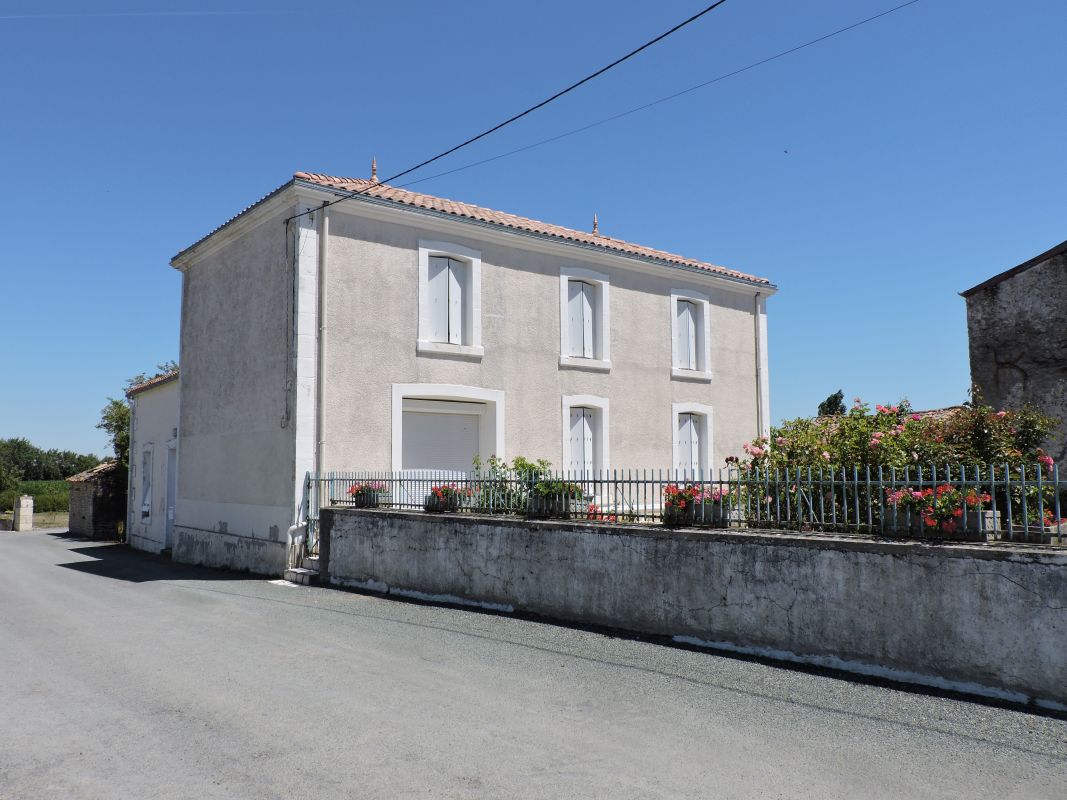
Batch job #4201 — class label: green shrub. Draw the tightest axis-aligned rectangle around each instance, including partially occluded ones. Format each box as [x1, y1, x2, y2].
[0, 480, 70, 512]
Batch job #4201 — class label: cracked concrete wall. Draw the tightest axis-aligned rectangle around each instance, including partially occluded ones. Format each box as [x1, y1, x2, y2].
[323, 509, 1067, 706]
[966, 252, 1067, 466]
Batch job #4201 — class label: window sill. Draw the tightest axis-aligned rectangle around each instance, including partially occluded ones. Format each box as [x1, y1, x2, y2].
[559, 356, 612, 373]
[416, 340, 484, 360]
[671, 368, 714, 383]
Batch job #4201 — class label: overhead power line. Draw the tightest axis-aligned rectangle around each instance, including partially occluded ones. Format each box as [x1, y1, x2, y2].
[287, 1, 730, 223]
[395, 0, 921, 190]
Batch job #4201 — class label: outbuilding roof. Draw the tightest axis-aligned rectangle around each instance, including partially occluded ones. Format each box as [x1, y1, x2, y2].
[960, 238, 1067, 297]
[126, 370, 179, 398]
[67, 461, 123, 484]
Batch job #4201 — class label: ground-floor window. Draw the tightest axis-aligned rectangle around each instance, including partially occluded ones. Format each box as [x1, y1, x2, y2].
[561, 395, 609, 476]
[672, 403, 713, 478]
[391, 384, 505, 474]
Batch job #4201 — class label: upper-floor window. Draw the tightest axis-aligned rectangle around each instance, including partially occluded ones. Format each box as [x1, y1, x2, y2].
[566, 279, 596, 358]
[670, 288, 712, 381]
[428, 256, 465, 344]
[559, 267, 610, 371]
[418, 241, 483, 359]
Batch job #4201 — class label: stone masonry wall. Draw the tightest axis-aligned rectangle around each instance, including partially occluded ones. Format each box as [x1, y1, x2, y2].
[965, 251, 1067, 466]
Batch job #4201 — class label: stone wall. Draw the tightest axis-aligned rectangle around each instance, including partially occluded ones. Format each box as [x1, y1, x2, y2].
[321, 508, 1067, 708]
[68, 473, 126, 539]
[965, 247, 1067, 466]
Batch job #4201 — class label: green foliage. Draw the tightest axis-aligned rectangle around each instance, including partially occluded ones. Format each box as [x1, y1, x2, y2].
[96, 361, 179, 467]
[817, 390, 846, 417]
[0, 461, 20, 493]
[735, 395, 1059, 474]
[96, 398, 131, 466]
[0, 438, 99, 481]
[0, 480, 69, 513]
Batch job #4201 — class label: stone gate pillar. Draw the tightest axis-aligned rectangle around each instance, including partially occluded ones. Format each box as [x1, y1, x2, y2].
[13, 495, 33, 531]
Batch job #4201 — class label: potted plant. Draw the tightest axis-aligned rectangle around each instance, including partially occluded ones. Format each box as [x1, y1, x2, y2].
[424, 484, 462, 513]
[885, 485, 992, 540]
[662, 483, 701, 527]
[345, 481, 387, 509]
[693, 486, 730, 527]
[527, 480, 584, 519]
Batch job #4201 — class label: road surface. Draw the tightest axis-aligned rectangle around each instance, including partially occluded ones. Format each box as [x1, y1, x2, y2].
[1, 531, 1065, 799]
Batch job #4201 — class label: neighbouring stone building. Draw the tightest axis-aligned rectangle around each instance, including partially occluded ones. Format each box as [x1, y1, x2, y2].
[68, 461, 127, 539]
[962, 238, 1067, 466]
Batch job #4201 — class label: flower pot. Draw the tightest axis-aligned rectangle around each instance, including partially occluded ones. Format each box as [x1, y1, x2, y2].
[692, 502, 725, 527]
[662, 503, 696, 528]
[347, 491, 381, 509]
[424, 494, 459, 513]
[526, 494, 579, 519]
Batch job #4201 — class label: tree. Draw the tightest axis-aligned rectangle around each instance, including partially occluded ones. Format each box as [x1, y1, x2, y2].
[817, 390, 846, 417]
[0, 461, 19, 493]
[96, 361, 178, 467]
[96, 398, 132, 466]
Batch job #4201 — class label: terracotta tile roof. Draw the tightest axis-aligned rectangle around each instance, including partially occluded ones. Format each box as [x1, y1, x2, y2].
[961, 238, 1067, 297]
[293, 172, 772, 286]
[126, 370, 179, 398]
[67, 461, 123, 483]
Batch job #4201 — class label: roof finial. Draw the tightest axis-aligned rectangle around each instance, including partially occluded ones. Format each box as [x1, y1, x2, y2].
[370, 156, 378, 183]
[592, 212, 599, 235]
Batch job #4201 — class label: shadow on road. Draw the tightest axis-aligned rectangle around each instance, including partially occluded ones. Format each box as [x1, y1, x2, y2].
[51, 534, 259, 583]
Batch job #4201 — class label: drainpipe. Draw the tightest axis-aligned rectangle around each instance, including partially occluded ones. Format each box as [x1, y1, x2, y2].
[315, 206, 329, 476]
[753, 291, 764, 438]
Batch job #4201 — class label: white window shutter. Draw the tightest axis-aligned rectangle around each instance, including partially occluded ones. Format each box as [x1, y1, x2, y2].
[677, 414, 701, 475]
[677, 301, 696, 370]
[689, 414, 701, 474]
[567, 280, 585, 357]
[447, 258, 463, 345]
[582, 409, 594, 473]
[581, 283, 595, 359]
[568, 408, 585, 473]
[427, 256, 449, 343]
[141, 448, 153, 515]
[686, 303, 698, 370]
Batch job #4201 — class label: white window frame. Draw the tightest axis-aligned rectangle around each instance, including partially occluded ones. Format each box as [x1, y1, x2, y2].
[417, 241, 483, 359]
[672, 402, 713, 478]
[140, 444, 154, 521]
[559, 267, 610, 371]
[391, 384, 504, 470]
[670, 288, 713, 382]
[561, 394, 609, 475]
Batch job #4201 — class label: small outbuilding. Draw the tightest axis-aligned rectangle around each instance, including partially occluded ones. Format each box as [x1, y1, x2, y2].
[125, 370, 180, 554]
[67, 461, 127, 539]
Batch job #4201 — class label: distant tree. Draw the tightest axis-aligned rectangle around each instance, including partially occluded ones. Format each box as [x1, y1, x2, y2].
[96, 361, 178, 467]
[0, 460, 20, 493]
[817, 390, 846, 417]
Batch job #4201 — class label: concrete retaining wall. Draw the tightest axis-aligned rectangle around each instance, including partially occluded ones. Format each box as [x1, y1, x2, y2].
[321, 508, 1067, 708]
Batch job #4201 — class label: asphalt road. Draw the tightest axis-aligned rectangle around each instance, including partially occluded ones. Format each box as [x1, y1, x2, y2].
[2, 531, 1065, 799]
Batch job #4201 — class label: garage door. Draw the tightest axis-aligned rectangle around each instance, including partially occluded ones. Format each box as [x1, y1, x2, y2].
[401, 404, 481, 472]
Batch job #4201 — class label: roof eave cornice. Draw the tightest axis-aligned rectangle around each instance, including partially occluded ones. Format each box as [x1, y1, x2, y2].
[293, 178, 777, 294]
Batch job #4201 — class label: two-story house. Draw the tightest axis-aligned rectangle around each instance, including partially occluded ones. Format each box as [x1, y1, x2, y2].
[167, 170, 776, 574]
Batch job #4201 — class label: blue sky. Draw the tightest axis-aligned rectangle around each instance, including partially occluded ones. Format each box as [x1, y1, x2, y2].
[1, 0, 1064, 457]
